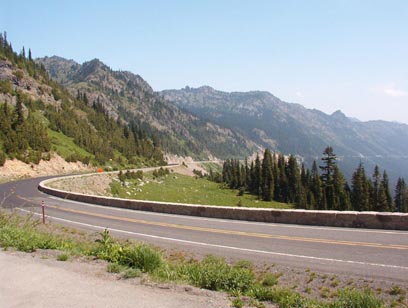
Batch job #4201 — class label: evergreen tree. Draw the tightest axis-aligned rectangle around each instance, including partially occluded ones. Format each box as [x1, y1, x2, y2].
[277, 154, 288, 202]
[272, 154, 280, 200]
[13, 94, 25, 129]
[320, 146, 337, 209]
[320, 146, 336, 185]
[261, 149, 274, 201]
[311, 160, 324, 210]
[371, 165, 381, 211]
[332, 166, 350, 210]
[286, 155, 300, 204]
[244, 158, 251, 190]
[0, 150, 5, 166]
[381, 170, 393, 211]
[351, 163, 371, 211]
[394, 178, 407, 212]
[251, 154, 262, 198]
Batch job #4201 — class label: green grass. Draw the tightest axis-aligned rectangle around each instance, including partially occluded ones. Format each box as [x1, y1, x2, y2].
[0, 211, 387, 308]
[111, 172, 291, 209]
[200, 162, 223, 173]
[106, 262, 124, 273]
[48, 129, 93, 160]
[0, 211, 94, 254]
[57, 253, 69, 261]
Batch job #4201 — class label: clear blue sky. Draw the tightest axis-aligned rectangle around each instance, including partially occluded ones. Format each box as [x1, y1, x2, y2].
[1, 0, 407, 123]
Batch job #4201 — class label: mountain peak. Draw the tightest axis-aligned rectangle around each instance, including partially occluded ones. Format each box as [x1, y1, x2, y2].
[331, 110, 347, 120]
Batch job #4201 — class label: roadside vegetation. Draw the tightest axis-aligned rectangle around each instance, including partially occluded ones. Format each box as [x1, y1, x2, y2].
[110, 168, 291, 209]
[1, 210, 405, 307]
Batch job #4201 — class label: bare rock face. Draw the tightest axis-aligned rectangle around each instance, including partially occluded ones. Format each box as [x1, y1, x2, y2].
[0, 59, 56, 107]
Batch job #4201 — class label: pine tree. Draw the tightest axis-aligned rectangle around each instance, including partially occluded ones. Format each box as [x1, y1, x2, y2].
[320, 146, 337, 209]
[273, 154, 280, 200]
[251, 154, 262, 198]
[351, 163, 370, 211]
[394, 178, 407, 212]
[244, 158, 251, 190]
[277, 154, 288, 202]
[261, 149, 274, 201]
[371, 165, 381, 211]
[311, 160, 324, 210]
[381, 170, 393, 211]
[320, 146, 336, 185]
[332, 166, 350, 210]
[13, 93, 25, 129]
[286, 155, 300, 204]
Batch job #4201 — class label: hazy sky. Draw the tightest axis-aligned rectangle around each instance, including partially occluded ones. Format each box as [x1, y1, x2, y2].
[1, 1, 407, 124]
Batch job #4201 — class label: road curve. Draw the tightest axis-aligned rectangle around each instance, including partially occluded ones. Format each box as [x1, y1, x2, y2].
[1, 176, 408, 282]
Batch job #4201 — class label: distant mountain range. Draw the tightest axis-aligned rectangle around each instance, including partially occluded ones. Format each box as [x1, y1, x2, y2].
[161, 86, 408, 183]
[37, 56, 408, 184]
[37, 56, 256, 159]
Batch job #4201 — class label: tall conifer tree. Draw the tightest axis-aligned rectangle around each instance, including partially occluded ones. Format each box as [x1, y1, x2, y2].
[261, 149, 274, 201]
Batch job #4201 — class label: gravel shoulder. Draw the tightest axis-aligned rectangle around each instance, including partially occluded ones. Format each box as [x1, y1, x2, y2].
[0, 249, 231, 308]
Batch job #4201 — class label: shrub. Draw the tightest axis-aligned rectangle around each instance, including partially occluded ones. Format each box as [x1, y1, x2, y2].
[389, 285, 404, 296]
[248, 286, 319, 308]
[0, 79, 13, 94]
[328, 288, 384, 308]
[261, 273, 280, 287]
[57, 253, 69, 261]
[231, 297, 243, 308]
[119, 243, 163, 273]
[186, 255, 255, 292]
[0, 150, 6, 166]
[95, 230, 163, 273]
[106, 262, 123, 273]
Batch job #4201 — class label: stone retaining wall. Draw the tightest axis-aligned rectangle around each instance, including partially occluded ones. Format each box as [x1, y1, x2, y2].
[38, 177, 408, 230]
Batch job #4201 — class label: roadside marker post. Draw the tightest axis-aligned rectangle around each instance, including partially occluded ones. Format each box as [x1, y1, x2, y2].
[42, 200, 45, 224]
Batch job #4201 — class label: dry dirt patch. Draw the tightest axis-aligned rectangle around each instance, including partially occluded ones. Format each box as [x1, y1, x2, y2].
[0, 249, 232, 308]
[0, 154, 93, 183]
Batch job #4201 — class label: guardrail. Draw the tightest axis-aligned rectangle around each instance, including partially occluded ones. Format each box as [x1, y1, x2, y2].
[38, 175, 408, 230]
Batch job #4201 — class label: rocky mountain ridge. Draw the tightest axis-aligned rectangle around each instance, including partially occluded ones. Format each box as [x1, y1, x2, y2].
[161, 86, 408, 182]
[35, 55, 408, 183]
[38, 56, 256, 159]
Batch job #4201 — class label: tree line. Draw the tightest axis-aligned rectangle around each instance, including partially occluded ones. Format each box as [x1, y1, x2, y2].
[213, 147, 407, 212]
[0, 98, 51, 165]
[0, 32, 165, 167]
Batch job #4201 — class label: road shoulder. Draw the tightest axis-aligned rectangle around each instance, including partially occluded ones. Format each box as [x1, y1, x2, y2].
[0, 249, 231, 308]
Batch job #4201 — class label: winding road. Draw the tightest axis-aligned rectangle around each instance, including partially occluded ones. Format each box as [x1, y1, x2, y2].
[1, 176, 408, 283]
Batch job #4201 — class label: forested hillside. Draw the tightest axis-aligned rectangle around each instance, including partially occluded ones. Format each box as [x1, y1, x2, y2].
[37, 56, 257, 159]
[0, 33, 164, 168]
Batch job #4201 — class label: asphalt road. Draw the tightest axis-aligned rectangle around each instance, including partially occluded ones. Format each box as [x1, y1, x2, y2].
[1, 176, 408, 282]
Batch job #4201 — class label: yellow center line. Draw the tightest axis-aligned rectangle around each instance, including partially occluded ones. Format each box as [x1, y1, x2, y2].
[46, 204, 408, 250]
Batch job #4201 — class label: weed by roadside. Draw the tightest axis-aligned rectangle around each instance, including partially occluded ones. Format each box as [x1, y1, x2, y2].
[0, 211, 392, 308]
[57, 253, 69, 261]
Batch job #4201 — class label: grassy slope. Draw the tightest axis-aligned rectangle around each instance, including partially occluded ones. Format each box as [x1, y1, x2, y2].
[111, 172, 292, 209]
[48, 129, 93, 160]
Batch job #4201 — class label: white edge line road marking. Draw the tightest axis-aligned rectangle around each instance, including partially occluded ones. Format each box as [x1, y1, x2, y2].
[16, 208, 408, 271]
[46, 195, 408, 236]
